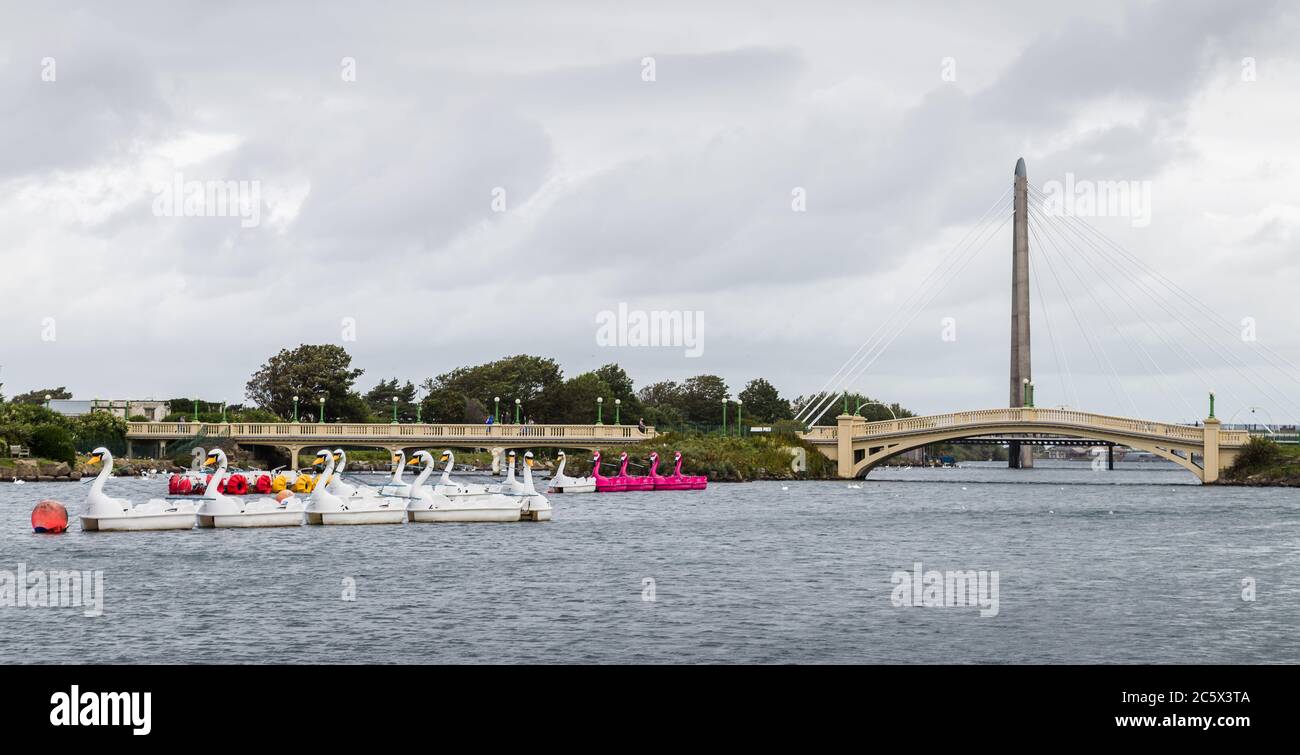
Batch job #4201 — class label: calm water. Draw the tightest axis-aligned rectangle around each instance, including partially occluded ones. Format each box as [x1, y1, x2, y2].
[1, 461, 1297, 664]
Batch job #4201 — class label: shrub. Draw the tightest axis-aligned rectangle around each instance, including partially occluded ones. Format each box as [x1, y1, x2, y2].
[1226, 436, 1284, 480]
[30, 423, 76, 465]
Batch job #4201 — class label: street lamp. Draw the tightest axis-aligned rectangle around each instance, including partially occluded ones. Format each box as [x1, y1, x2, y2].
[193, 397, 199, 421]
[596, 396, 604, 425]
[722, 396, 729, 436]
[494, 396, 500, 424]
[221, 401, 227, 423]
[514, 398, 521, 424]
[615, 398, 621, 425]
[736, 399, 742, 436]
[391, 395, 399, 424]
[1021, 378, 1030, 408]
[292, 395, 299, 422]
[1208, 390, 1216, 419]
[319, 396, 325, 424]
[44, 393, 51, 410]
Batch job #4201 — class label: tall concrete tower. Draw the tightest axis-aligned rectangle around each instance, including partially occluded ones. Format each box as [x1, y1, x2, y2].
[1009, 157, 1033, 468]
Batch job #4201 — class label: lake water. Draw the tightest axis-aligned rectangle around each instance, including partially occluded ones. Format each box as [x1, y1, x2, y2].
[2, 461, 1297, 663]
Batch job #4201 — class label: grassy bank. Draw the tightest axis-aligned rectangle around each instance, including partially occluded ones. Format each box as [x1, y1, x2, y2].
[1218, 437, 1300, 486]
[570, 432, 837, 481]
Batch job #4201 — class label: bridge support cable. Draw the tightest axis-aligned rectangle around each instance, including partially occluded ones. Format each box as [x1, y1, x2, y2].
[1028, 184, 1278, 417]
[1029, 186, 1225, 413]
[1026, 219, 1136, 416]
[804, 207, 1013, 427]
[1045, 187, 1300, 391]
[1029, 202, 1196, 419]
[1028, 234, 1080, 409]
[1028, 183, 1300, 420]
[795, 185, 1013, 425]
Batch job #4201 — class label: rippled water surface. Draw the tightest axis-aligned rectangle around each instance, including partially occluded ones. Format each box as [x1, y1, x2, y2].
[2, 461, 1297, 663]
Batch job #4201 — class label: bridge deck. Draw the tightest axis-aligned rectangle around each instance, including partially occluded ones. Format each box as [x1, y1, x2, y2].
[127, 421, 656, 447]
[799, 408, 1248, 446]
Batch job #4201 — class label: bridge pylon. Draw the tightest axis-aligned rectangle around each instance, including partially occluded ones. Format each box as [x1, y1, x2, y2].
[1009, 157, 1033, 468]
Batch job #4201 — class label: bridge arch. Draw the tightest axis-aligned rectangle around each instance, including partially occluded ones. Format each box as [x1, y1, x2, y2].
[850, 423, 1206, 481]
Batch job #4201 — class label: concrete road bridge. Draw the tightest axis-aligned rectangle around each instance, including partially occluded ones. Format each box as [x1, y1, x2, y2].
[799, 408, 1246, 482]
[127, 421, 656, 464]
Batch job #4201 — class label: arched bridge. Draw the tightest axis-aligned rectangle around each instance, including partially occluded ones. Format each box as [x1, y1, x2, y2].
[127, 421, 656, 463]
[799, 409, 1247, 483]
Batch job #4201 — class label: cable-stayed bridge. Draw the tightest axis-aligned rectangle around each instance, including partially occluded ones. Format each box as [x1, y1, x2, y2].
[796, 158, 1299, 482]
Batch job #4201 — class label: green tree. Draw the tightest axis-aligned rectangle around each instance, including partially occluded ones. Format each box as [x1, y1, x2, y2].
[420, 355, 562, 423]
[0, 402, 65, 449]
[592, 363, 643, 422]
[245, 344, 368, 421]
[737, 378, 792, 423]
[364, 378, 419, 422]
[637, 380, 686, 429]
[70, 411, 128, 454]
[12, 387, 72, 404]
[678, 375, 729, 424]
[30, 423, 76, 464]
[539, 372, 613, 424]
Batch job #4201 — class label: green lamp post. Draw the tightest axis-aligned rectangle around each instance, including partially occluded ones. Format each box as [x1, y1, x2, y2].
[1208, 391, 1216, 419]
[493, 396, 500, 424]
[614, 398, 621, 425]
[596, 396, 603, 425]
[722, 396, 729, 436]
[318, 396, 325, 424]
[514, 398, 521, 424]
[391, 395, 399, 424]
[292, 395, 299, 422]
[736, 399, 742, 436]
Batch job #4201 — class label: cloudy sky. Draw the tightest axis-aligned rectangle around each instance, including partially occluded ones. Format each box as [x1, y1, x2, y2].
[2, 0, 1298, 423]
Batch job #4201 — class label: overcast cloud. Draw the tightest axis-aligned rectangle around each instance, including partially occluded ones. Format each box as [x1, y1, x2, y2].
[2, 0, 1298, 423]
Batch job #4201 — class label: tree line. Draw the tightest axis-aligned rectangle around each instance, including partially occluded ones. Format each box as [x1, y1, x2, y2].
[239, 345, 814, 428]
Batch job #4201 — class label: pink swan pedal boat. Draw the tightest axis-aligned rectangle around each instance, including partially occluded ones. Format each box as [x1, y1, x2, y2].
[592, 451, 628, 492]
[651, 451, 707, 490]
[620, 451, 655, 491]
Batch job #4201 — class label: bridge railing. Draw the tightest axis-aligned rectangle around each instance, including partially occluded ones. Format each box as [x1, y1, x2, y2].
[801, 409, 1248, 446]
[126, 422, 656, 442]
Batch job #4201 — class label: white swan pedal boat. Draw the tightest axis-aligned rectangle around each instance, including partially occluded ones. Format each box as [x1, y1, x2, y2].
[80, 447, 198, 531]
[196, 448, 304, 527]
[304, 449, 406, 525]
[547, 450, 596, 494]
[405, 451, 524, 522]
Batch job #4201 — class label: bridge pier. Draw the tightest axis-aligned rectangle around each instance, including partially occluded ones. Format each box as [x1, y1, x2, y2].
[1203, 417, 1221, 483]
[837, 414, 856, 478]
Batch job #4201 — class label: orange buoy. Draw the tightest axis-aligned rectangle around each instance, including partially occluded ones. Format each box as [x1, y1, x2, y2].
[275, 490, 293, 502]
[32, 499, 69, 533]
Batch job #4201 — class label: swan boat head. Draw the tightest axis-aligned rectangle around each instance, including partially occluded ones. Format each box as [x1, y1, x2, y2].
[390, 450, 407, 483]
[310, 449, 337, 490]
[202, 448, 230, 499]
[407, 450, 437, 499]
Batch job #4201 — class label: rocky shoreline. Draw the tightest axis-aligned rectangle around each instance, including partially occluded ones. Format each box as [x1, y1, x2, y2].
[1213, 475, 1300, 488]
